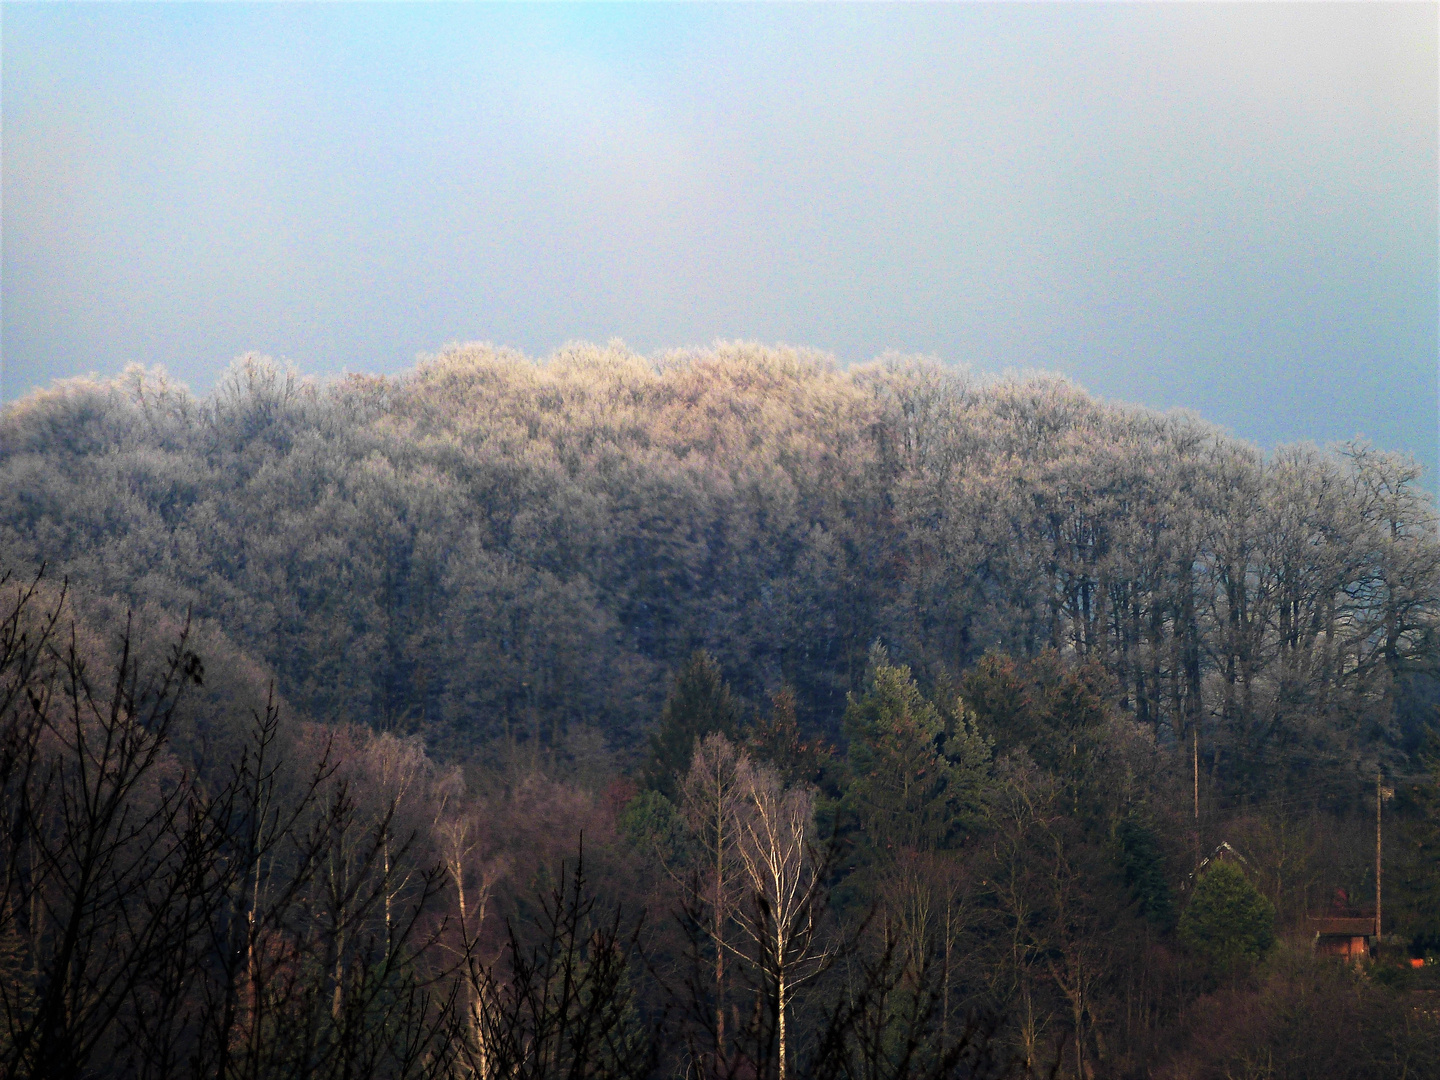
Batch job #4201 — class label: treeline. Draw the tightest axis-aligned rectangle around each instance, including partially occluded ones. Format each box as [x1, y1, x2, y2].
[2, 345, 1435, 785]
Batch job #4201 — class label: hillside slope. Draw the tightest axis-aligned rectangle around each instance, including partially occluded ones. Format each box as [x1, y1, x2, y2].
[3, 343, 1435, 776]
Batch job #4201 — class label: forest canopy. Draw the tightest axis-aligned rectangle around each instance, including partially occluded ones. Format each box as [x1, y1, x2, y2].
[2, 343, 1434, 777]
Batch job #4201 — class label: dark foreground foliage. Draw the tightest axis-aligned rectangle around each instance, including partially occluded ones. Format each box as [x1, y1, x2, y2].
[0, 569, 468, 1080]
[0, 575, 1032, 1080]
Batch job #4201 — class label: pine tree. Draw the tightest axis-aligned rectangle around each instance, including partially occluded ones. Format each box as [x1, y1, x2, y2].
[643, 651, 740, 798]
[842, 644, 991, 856]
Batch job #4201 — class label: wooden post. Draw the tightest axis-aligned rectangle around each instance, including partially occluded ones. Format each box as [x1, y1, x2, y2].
[1375, 774, 1382, 939]
[1193, 725, 1200, 868]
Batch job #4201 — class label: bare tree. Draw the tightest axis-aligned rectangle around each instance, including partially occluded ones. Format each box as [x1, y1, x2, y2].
[440, 802, 508, 1077]
[731, 761, 832, 1080]
[678, 733, 749, 1071]
[463, 854, 654, 1080]
[0, 569, 467, 1080]
[877, 850, 970, 1048]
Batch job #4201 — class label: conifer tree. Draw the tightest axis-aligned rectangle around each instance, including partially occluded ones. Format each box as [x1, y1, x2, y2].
[644, 651, 740, 798]
[1392, 723, 1440, 955]
[1178, 862, 1276, 973]
[749, 685, 827, 787]
[842, 644, 991, 856]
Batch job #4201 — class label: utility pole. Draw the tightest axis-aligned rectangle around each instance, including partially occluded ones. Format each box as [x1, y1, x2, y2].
[1375, 774, 1382, 938]
[1193, 726, 1199, 821]
[1375, 775, 1395, 939]
[1193, 724, 1200, 868]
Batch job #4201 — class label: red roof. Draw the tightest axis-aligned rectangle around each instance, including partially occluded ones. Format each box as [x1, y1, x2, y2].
[1308, 916, 1374, 936]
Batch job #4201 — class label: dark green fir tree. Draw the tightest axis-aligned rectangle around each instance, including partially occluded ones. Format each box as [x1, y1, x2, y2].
[643, 650, 740, 798]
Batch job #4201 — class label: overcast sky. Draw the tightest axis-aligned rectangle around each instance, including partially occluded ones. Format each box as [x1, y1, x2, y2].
[3, 3, 1435, 481]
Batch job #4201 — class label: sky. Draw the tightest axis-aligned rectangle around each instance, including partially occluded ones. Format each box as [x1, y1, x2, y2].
[3, 3, 1436, 482]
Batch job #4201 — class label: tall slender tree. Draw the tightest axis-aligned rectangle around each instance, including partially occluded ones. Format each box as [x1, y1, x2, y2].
[645, 651, 741, 799]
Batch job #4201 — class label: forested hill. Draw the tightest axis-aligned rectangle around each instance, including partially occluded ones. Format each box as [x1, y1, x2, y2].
[2, 343, 1436, 776]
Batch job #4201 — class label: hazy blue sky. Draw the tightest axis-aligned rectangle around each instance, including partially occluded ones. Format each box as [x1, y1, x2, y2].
[3, 3, 1436, 480]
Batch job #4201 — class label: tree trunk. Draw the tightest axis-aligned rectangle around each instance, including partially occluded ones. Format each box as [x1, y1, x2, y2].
[777, 962, 788, 1080]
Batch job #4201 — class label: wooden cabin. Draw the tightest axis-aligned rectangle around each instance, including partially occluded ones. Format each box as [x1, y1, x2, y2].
[1309, 915, 1374, 962]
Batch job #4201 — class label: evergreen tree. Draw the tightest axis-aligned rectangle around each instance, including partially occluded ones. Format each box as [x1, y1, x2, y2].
[1392, 721, 1440, 954]
[842, 643, 991, 856]
[1178, 862, 1276, 972]
[643, 651, 740, 798]
[1116, 815, 1176, 930]
[749, 685, 827, 787]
